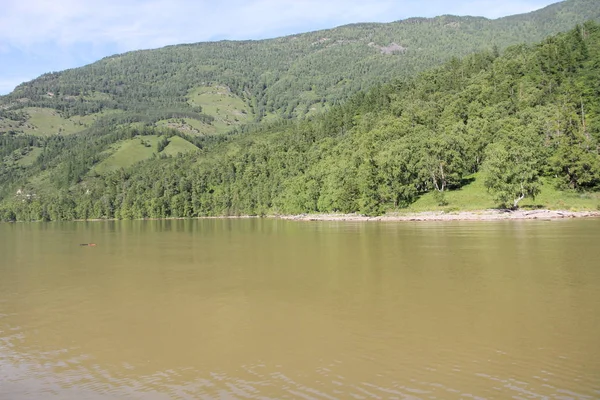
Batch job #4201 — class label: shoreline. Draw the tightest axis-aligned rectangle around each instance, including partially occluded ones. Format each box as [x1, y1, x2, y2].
[5, 209, 600, 223]
[85, 209, 600, 222]
[275, 209, 600, 222]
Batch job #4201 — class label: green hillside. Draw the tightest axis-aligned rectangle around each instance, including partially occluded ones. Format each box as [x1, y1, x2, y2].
[1, 22, 599, 221]
[1, 0, 599, 135]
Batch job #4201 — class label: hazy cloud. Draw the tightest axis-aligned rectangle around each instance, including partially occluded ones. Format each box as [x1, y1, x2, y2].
[0, 78, 29, 95]
[0, 0, 556, 50]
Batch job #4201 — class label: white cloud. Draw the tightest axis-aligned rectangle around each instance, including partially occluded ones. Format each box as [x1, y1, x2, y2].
[0, 0, 557, 52]
[443, 0, 550, 19]
[22, 0, 392, 49]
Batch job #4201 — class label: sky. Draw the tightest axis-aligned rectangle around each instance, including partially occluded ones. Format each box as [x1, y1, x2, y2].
[0, 0, 560, 95]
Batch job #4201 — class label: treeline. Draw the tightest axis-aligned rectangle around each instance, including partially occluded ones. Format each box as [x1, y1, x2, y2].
[92, 109, 214, 128]
[1, 23, 599, 221]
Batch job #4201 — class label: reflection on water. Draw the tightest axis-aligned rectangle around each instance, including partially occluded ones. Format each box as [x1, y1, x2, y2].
[1, 219, 600, 399]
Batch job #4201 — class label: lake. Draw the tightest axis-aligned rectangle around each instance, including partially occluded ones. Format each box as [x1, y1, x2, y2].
[1, 219, 599, 399]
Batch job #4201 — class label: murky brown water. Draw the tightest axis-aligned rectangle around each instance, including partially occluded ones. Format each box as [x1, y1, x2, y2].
[1, 219, 599, 399]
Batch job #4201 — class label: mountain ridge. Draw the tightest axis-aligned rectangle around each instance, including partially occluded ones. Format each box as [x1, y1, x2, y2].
[2, 0, 600, 129]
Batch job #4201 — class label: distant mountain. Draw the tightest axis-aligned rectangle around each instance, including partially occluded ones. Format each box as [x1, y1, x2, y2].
[1, 0, 599, 133]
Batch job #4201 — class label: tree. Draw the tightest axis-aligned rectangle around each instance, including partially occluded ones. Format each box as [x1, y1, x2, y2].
[157, 136, 169, 153]
[550, 136, 600, 190]
[417, 127, 468, 205]
[482, 133, 541, 209]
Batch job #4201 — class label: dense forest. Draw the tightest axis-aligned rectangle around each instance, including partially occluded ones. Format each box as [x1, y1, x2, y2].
[1, 0, 599, 123]
[1, 21, 599, 221]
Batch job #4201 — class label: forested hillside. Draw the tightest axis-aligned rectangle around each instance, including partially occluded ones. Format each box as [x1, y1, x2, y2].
[1, 0, 599, 130]
[1, 22, 599, 221]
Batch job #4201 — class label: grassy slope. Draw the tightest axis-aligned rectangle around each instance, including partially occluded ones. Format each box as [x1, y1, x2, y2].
[94, 135, 198, 173]
[161, 136, 200, 156]
[94, 136, 161, 173]
[407, 174, 600, 212]
[0, 108, 115, 136]
[16, 147, 43, 167]
[0, 117, 19, 133]
[19, 108, 84, 136]
[187, 86, 253, 133]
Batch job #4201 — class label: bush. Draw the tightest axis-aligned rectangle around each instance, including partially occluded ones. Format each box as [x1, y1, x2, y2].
[433, 190, 449, 206]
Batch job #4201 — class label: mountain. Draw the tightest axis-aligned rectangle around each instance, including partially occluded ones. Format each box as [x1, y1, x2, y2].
[1, 21, 599, 220]
[1, 0, 600, 136]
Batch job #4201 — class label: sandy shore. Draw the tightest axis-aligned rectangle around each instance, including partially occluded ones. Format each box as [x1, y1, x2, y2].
[276, 209, 600, 222]
[53, 209, 600, 223]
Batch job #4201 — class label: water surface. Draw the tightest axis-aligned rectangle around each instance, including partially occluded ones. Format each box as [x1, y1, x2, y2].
[1, 219, 599, 399]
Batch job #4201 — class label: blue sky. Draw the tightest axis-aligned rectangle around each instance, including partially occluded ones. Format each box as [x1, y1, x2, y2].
[0, 0, 560, 95]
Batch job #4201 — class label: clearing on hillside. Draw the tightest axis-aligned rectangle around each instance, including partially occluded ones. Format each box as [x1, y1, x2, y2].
[94, 136, 161, 174]
[186, 85, 253, 133]
[16, 147, 43, 167]
[93, 135, 199, 174]
[17, 108, 85, 136]
[0, 107, 111, 136]
[161, 136, 200, 156]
